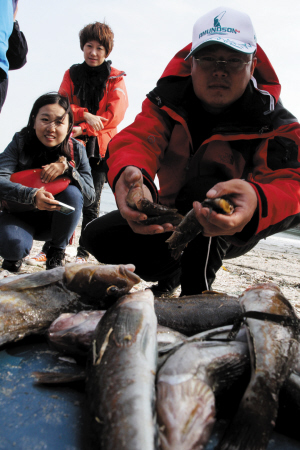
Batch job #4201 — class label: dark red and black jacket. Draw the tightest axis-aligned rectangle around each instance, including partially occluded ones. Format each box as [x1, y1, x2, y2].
[107, 43, 300, 245]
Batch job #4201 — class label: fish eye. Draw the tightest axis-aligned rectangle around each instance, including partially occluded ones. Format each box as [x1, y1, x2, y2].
[107, 285, 119, 296]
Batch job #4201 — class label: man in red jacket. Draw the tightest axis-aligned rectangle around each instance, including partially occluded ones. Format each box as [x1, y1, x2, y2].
[83, 6, 300, 296]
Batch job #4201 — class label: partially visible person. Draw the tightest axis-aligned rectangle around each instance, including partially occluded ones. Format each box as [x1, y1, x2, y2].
[82, 7, 300, 296]
[0, 92, 95, 272]
[0, 0, 27, 113]
[52, 21, 127, 265]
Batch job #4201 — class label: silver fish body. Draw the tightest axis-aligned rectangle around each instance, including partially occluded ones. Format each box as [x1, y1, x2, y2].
[157, 340, 249, 450]
[217, 283, 300, 450]
[86, 289, 158, 449]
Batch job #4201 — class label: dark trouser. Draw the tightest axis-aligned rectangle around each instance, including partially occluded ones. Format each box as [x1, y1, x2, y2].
[82, 210, 257, 296]
[0, 186, 83, 261]
[77, 158, 106, 258]
[0, 75, 8, 113]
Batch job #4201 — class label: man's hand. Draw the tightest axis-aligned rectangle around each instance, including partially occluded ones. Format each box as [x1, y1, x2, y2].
[83, 112, 108, 131]
[41, 162, 65, 183]
[193, 179, 258, 237]
[34, 190, 61, 211]
[115, 166, 174, 235]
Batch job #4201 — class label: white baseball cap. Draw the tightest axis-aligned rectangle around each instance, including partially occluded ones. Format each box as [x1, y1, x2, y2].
[185, 6, 257, 60]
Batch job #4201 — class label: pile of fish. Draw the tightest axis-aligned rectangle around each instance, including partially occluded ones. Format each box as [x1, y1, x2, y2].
[0, 263, 140, 346]
[1, 263, 299, 449]
[37, 282, 300, 449]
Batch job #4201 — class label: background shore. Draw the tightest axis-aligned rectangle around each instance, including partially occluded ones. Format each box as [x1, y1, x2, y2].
[1, 184, 299, 316]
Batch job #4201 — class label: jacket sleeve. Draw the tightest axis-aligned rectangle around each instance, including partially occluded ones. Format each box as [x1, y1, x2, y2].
[78, 76, 129, 137]
[67, 139, 95, 207]
[0, 134, 39, 206]
[230, 123, 300, 246]
[107, 98, 174, 195]
[58, 70, 87, 121]
[7, 21, 28, 71]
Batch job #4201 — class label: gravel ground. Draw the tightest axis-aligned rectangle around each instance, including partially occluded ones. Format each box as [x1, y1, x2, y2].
[1, 220, 299, 316]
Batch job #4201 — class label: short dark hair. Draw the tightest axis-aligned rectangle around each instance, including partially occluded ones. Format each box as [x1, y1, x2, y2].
[79, 22, 114, 56]
[22, 92, 74, 157]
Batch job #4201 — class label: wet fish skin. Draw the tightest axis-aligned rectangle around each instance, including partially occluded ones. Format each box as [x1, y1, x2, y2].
[48, 310, 106, 357]
[85, 289, 158, 450]
[154, 293, 241, 336]
[166, 198, 234, 260]
[63, 263, 141, 300]
[140, 213, 183, 226]
[157, 340, 249, 450]
[0, 264, 141, 347]
[217, 283, 300, 450]
[157, 324, 187, 350]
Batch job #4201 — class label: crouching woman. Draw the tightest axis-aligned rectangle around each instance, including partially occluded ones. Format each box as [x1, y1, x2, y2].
[0, 92, 95, 271]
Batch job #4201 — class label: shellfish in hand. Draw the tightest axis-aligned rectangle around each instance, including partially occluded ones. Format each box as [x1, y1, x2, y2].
[126, 183, 183, 226]
[166, 198, 234, 260]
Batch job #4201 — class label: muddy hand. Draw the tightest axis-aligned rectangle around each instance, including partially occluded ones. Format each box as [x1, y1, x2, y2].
[117, 167, 174, 235]
[196, 180, 257, 237]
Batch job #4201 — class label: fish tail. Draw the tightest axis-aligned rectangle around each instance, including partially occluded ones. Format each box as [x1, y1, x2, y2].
[215, 399, 277, 450]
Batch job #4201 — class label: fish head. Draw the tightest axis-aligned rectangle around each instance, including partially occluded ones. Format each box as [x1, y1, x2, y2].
[64, 263, 141, 301]
[115, 288, 154, 309]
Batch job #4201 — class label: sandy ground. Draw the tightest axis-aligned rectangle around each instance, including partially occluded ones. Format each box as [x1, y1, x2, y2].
[0, 220, 300, 317]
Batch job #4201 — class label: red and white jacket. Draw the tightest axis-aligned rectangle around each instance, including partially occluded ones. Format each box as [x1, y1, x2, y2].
[107, 44, 300, 245]
[59, 66, 128, 159]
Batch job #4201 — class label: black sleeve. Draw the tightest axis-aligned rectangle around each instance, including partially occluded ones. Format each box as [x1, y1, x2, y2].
[7, 21, 28, 71]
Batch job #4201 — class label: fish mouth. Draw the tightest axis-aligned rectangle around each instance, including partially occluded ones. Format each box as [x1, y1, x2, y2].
[119, 265, 141, 284]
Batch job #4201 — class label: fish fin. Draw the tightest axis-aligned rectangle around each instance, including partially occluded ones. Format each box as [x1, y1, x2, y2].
[0, 267, 64, 291]
[216, 393, 277, 450]
[208, 354, 250, 394]
[157, 379, 215, 450]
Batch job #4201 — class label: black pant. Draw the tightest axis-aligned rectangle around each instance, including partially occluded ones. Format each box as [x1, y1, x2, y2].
[77, 159, 107, 258]
[0, 75, 8, 113]
[82, 209, 257, 295]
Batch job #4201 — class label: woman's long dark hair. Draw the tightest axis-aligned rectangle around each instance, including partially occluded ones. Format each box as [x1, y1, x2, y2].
[21, 92, 74, 157]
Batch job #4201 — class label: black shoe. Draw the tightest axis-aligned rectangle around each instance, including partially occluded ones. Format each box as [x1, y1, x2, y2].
[2, 259, 23, 272]
[46, 247, 65, 270]
[147, 280, 179, 297]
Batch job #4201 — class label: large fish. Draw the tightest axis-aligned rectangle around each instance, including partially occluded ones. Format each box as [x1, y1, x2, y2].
[0, 263, 140, 347]
[216, 283, 300, 450]
[156, 339, 250, 450]
[85, 289, 158, 449]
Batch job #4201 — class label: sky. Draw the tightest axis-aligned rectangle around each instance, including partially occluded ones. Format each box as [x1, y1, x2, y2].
[1, 0, 299, 151]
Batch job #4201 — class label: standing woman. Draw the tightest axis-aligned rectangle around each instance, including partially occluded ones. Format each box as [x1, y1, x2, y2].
[59, 21, 128, 263]
[0, 92, 95, 272]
